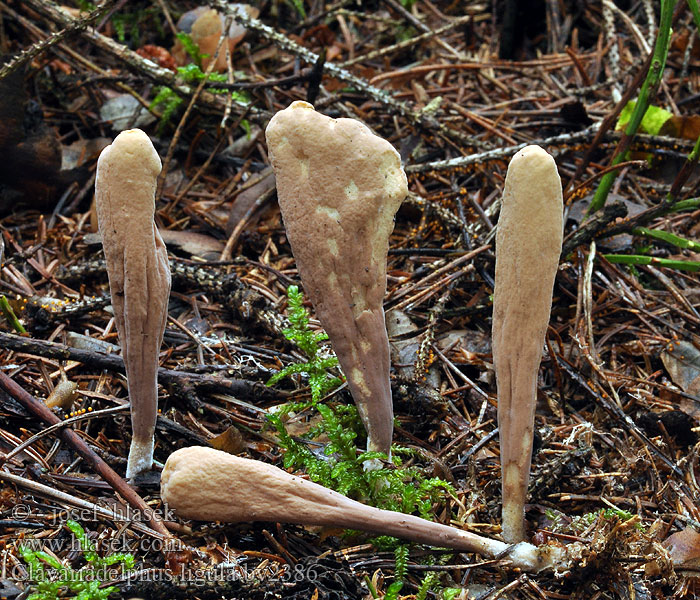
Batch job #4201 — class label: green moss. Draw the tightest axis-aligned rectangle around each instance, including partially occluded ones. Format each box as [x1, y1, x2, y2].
[20, 520, 134, 600]
[267, 286, 454, 519]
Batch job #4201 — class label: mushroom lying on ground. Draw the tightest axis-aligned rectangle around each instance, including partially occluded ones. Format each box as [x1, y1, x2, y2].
[95, 129, 171, 481]
[492, 145, 563, 543]
[161, 446, 567, 572]
[265, 101, 408, 457]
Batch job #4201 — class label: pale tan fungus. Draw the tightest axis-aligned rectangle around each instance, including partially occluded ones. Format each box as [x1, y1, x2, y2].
[95, 129, 171, 481]
[161, 446, 566, 572]
[265, 101, 408, 456]
[493, 145, 563, 543]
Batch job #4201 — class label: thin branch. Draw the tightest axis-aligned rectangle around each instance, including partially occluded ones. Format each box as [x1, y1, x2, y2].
[21, 0, 267, 119]
[338, 15, 474, 68]
[0, 0, 119, 81]
[208, 0, 482, 147]
[405, 123, 600, 173]
[0, 331, 279, 402]
[0, 371, 171, 537]
[0, 470, 166, 538]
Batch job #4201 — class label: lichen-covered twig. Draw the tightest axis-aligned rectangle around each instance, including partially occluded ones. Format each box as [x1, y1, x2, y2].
[0, 331, 279, 402]
[0, 371, 170, 536]
[209, 0, 477, 147]
[56, 257, 289, 340]
[22, 0, 266, 118]
[405, 123, 600, 174]
[0, 0, 119, 81]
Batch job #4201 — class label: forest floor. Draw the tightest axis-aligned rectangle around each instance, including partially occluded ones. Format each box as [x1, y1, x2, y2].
[2, 1, 700, 599]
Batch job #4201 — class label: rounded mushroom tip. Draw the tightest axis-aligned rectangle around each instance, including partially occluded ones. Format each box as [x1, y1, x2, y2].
[107, 128, 162, 175]
[265, 101, 315, 140]
[115, 128, 151, 141]
[511, 144, 555, 167]
[161, 446, 225, 493]
[161, 446, 203, 483]
[288, 100, 315, 111]
[514, 144, 552, 160]
[160, 447, 206, 505]
[506, 145, 559, 186]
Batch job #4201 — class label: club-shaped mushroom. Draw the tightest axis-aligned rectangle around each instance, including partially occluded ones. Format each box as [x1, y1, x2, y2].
[265, 101, 408, 457]
[161, 446, 565, 572]
[493, 145, 563, 543]
[95, 129, 171, 481]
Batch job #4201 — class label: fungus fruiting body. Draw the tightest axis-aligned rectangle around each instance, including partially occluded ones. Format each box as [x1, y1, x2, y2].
[95, 129, 171, 481]
[493, 145, 563, 543]
[161, 446, 565, 572]
[265, 101, 408, 456]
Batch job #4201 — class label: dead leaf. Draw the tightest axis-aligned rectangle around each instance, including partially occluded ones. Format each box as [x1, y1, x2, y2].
[172, 4, 259, 72]
[661, 340, 700, 396]
[159, 229, 225, 260]
[386, 308, 423, 379]
[65, 331, 119, 353]
[226, 168, 275, 235]
[437, 329, 492, 357]
[224, 125, 262, 158]
[671, 29, 700, 59]
[659, 115, 700, 140]
[61, 137, 110, 171]
[165, 548, 194, 576]
[136, 45, 177, 71]
[209, 426, 245, 454]
[663, 527, 700, 570]
[661, 340, 700, 419]
[99, 94, 156, 132]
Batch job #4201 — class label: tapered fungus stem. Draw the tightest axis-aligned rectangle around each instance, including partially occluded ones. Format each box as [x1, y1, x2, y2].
[265, 101, 408, 456]
[95, 129, 171, 481]
[493, 145, 563, 543]
[161, 447, 565, 572]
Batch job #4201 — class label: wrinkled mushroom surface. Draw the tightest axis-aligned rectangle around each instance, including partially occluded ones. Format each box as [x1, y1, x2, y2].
[161, 446, 565, 572]
[95, 129, 171, 480]
[493, 145, 563, 543]
[265, 101, 407, 455]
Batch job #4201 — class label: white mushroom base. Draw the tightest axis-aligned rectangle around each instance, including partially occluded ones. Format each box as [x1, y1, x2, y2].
[126, 437, 154, 480]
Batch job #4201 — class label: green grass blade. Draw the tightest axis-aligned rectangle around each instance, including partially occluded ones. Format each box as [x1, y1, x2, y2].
[633, 227, 700, 251]
[670, 197, 700, 212]
[588, 0, 677, 214]
[687, 0, 700, 29]
[0, 295, 26, 333]
[603, 254, 700, 271]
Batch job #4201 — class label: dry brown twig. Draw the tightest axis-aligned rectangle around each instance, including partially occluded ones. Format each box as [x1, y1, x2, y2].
[0, 371, 171, 537]
[0, 0, 119, 80]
